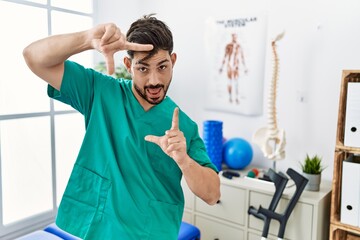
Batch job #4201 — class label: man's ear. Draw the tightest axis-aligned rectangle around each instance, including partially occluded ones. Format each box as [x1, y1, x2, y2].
[123, 57, 132, 72]
[171, 53, 177, 67]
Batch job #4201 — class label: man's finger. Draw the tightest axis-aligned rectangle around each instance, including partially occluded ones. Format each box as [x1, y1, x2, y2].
[145, 135, 161, 145]
[124, 41, 154, 52]
[100, 23, 119, 44]
[104, 54, 115, 75]
[171, 107, 179, 130]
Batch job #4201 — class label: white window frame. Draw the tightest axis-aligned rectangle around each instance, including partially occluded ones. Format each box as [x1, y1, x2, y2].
[0, 0, 94, 239]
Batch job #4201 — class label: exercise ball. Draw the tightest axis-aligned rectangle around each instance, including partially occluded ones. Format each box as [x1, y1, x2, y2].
[223, 138, 253, 170]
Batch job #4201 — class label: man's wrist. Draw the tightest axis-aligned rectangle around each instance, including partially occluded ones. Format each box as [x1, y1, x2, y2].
[177, 155, 193, 172]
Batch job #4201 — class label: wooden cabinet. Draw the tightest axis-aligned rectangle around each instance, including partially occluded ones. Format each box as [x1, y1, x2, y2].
[330, 70, 360, 239]
[182, 168, 331, 240]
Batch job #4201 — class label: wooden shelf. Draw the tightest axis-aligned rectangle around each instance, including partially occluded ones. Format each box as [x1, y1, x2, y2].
[335, 146, 360, 154]
[330, 70, 360, 239]
[330, 223, 360, 240]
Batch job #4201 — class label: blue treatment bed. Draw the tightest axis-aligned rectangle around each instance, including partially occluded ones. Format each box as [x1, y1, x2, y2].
[17, 221, 200, 240]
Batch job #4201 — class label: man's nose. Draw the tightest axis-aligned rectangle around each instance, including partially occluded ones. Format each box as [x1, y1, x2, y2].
[148, 71, 159, 85]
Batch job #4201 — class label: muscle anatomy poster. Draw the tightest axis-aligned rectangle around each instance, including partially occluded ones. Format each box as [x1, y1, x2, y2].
[204, 16, 267, 116]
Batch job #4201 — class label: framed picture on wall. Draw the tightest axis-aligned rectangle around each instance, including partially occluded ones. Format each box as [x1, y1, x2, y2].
[204, 15, 267, 116]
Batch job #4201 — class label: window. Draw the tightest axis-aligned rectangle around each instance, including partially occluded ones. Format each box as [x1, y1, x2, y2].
[0, 0, 93, 238]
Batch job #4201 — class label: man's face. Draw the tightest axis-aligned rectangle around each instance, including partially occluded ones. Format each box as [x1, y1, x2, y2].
[124, 50, 177, 110]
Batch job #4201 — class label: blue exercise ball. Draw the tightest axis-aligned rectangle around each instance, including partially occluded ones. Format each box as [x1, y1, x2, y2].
[223, 138, 253, 170]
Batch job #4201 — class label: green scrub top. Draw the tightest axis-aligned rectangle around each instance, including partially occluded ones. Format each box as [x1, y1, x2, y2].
[48, 60, 218, 240]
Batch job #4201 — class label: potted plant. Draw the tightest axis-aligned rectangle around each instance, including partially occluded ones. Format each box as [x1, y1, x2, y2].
[300, 154, 325, 191]
[95, 61, 132, 80]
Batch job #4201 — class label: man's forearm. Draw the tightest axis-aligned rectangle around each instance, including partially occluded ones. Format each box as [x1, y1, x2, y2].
[180, 156, 221, 205]
[23, 30, 91, 89]
[23, 31, 91, 69]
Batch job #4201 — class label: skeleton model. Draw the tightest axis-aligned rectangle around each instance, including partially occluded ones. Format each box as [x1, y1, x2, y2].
[253, 32, 286, 163]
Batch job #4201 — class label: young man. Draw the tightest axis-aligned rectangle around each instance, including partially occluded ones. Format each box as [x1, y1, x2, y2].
[23, 14, 220, 239]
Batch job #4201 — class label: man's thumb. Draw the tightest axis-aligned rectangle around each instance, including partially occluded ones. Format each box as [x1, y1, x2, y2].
[145, 135, 160, 145]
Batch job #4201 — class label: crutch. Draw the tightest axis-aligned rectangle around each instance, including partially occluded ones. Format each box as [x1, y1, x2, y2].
[248, 168, 289, 239]
[249, 168, 308, 240]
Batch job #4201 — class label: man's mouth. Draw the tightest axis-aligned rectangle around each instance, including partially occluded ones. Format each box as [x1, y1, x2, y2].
[147, 87, 162, 96]
[145, 85, 164, 99]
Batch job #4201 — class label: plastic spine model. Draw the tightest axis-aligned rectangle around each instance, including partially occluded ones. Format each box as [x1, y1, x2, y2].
[253, 32, 286, 161]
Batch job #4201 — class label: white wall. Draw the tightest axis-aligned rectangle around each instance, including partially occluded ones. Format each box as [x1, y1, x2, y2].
[96, 0, 360, 181]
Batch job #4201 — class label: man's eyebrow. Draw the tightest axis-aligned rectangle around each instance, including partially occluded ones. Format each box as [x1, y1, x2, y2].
[135, 59, 170, 66]
[135, 60, 149, 66]
[157, 59, 170, 66]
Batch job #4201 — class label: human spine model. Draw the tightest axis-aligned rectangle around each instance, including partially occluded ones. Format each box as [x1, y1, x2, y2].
[253, 32, 286, 160]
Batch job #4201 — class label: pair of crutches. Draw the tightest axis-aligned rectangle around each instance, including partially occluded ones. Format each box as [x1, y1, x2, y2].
[248, 168, 308, 240]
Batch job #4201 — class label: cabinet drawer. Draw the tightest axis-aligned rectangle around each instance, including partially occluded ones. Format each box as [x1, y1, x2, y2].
[196, 184, 246, 225]
[195, 215, 244, 240]
[248, 232, 277, 240]
[182, 210, 192, 223]
[248, 191, 313, 240]
[182, 178, 194, 210]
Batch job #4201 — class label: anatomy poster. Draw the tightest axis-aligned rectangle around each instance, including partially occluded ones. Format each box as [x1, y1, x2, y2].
[204, 16, 267, 116]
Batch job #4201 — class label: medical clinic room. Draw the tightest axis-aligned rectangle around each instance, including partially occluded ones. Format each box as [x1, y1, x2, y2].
[2, 0, 360, 239]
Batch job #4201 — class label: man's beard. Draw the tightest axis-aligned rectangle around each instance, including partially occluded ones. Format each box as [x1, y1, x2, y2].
[134, 82, 170, 105]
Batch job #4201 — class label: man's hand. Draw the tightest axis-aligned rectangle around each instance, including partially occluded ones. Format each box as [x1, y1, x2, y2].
[145, 107, 188, 165]
[90, 23, 153, 75]
[146, 107, 221, 205]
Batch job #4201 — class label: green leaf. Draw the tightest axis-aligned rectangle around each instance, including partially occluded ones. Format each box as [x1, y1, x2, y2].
[94, 61, 132, 80]
[299, 154, 325, 174]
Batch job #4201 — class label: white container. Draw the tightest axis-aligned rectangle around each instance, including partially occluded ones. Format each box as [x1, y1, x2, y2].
[341, 155, 360, 227]
[344, 82, 360, 147]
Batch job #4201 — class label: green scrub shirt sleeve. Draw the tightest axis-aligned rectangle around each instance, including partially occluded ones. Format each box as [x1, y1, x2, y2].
[47, 60, 95, 116]
[188, 130, 219, 174]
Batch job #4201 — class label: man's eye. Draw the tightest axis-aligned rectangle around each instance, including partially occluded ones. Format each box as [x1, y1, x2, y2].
[159, 65, 167, 70]
[138, 67, 147, 72]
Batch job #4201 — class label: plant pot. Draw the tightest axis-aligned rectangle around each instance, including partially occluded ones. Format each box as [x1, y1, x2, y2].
[303, 172, 321, 191]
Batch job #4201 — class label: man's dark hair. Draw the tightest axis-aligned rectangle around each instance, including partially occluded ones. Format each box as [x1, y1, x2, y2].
[126, 14, 173, 60]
